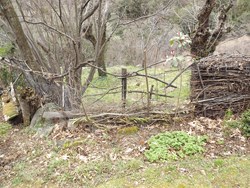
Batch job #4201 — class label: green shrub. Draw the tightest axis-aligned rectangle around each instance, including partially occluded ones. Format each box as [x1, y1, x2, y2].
[224, 109, 250, 138]
[240, 109, 250, 138]
[0, 43, 15, 56]
[144, 131, 207, 162]
[0, 43, 16, 86]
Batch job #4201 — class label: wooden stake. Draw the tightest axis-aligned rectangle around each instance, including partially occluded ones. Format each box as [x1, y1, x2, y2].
[121, 68, 127, 109]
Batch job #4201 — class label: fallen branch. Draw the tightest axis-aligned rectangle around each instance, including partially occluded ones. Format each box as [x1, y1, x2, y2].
[42, 111, 162, 120]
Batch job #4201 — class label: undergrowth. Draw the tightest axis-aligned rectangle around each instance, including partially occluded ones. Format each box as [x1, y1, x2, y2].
[224, 109, 250, 138]
[240, 109, 250, 138]
[0, 122, 12, 136]
[144, 131, 207, 162]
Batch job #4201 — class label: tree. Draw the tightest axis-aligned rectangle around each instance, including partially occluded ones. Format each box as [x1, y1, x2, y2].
[189, 0, 233, 58]
[0, 0, 111, 111]
[0, 0, 63, 106]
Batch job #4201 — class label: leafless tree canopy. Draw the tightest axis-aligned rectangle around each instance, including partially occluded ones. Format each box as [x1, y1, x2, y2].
[0, 0, 111, 109]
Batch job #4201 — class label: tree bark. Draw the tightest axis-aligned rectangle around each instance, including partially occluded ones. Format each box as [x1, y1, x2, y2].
[82, 0, 108, 77]
[97, 28, 107, 77]
[190, 0, 233, 58]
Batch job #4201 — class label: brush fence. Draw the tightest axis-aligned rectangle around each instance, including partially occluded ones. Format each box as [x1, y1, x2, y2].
[191, 54, 250, 118]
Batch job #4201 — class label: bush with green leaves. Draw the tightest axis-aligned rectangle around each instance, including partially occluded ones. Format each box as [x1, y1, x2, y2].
[0, 43, 15, 56]
[144, 131, 207, 162]
[239, 109, 250, 138]
[224, 109, 250, 138]
[0, 43, 15, 86]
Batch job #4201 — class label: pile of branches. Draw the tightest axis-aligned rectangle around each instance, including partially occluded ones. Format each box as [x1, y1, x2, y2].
[191, 54, 250, 118]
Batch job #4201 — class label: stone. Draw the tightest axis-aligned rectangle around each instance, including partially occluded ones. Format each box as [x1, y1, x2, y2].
[30, 103, 60, 137]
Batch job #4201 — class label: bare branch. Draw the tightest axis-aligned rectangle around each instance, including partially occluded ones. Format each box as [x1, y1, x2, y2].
[129, 72, 177, 88]
[44, 0, 65, 27]
[79, 1, 99, 33]
[121, 0, 175, 25]
[21, 19, 75, 43]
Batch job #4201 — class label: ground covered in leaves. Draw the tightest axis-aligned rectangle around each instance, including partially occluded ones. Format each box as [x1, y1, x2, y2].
[0, 112, 249, 187]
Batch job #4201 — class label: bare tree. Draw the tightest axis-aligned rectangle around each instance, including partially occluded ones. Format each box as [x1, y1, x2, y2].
[0, 0, 62, 106]
[0, 0, 112, 111]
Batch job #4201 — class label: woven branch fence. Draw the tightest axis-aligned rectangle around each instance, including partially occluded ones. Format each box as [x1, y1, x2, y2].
[190, 54, 250, 118]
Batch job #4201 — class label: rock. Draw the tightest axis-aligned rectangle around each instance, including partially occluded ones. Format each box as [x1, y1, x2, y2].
[35, 126, 55, 138]
[30, 103, 60, 137]
[214, 34, 250, 55]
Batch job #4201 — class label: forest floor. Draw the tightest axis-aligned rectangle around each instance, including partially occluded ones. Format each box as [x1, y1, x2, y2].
[0, 110, 249, 188]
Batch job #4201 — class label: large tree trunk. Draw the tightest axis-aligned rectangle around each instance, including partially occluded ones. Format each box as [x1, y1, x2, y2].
[0, 0, 63, 108]
[190, 0, 233, 58]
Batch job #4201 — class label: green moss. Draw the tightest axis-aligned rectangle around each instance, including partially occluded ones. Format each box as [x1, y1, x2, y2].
[127, 117, 149, 124]
[2, 100, 19, 120]
[62, 139, 85, 149]
[117, 126, 139, 135]
[0, 43, 14, 56]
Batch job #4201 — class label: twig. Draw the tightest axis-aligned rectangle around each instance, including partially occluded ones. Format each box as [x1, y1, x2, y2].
[121, 0, 175, 25]
[130, 72, 177, 88]
[92, 86, 122, 104]
[128, 90, 173, 98]
[165, 61, 195, 89]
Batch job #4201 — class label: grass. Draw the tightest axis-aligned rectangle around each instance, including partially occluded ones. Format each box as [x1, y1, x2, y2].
[0, 43, 14, 56]
[12, 162, 42, 186]
[7, 139, 250, 188]
[0, 122, 12, 137]
[97, 156, 250, 188]
[82, 65, 191, 110]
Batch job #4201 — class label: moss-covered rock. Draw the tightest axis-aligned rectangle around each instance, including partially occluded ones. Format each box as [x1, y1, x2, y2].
[30, 103, 60, 137]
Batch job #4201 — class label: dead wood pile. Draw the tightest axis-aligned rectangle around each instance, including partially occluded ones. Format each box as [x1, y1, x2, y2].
[190, 54, 250, 118]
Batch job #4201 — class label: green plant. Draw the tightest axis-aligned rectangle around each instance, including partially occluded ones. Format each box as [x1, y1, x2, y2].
[0, 122, 12, 136]
[224, 109, 250, 138]
[144, 131, 207, 162]
[224, 108, 233, 121]
[167, 32, 192, 67]
[0, 43, 15, 86]
[0, 65, 13, 86]
[214, 159, 224, 167]
[240, 109, 250, 138]
[0, 43, 15, 56]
